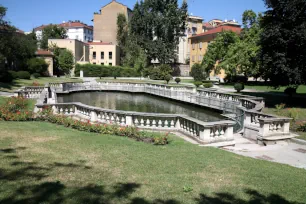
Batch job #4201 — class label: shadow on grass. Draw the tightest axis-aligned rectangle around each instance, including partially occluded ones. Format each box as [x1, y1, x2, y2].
[0, 81, 25, 92]
[0, 147, 303, 204]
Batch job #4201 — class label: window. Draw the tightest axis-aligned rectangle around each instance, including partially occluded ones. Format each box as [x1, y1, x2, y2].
[93, 62, 96, 65]
[93, 51, 96, 59]
[101, 52, 104, 59]
[199, 42, 202, 49]
[101, 63, 104, 65]
[109, 63, 112, 66]
[198, 55, 203, 62]
[192, 55, 195, 62]
[192, 43, 195, 50]
[109, 52, 112, 60]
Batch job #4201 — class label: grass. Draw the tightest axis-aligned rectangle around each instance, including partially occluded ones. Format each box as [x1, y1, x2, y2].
[0, 121, 306, 203]
[0, 77, 83, 93]
[220, 83, 306, 94]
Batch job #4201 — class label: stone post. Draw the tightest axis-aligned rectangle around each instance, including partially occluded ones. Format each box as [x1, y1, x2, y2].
[125, 115, 133, 126]
[90, 110, 98, 122]
[80, 70, 84, 78]
[224, 125, 234, 140]
[175, 119, 181, 129]
[282, 120, 290, 133]
[199, 127, 211, 142]
[258, 119, 270, 137]
[244, 111, 252, 125]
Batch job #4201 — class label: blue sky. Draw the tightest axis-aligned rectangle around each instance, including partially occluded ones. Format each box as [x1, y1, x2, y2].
[1, 0, 267, 32]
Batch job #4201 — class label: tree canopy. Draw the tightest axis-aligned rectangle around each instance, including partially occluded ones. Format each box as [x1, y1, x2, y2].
[117, 13, 128, 65]
[40, 25, 67, 49]
[260, 0, 306, 87]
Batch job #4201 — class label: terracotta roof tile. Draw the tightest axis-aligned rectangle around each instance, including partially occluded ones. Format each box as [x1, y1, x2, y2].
[189, 25, 242, 39]
[35, 50, 54, 56]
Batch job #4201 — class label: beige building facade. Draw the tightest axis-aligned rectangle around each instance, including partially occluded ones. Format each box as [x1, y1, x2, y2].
[88, 42, 120, 66]
[93, 0, 132, 45]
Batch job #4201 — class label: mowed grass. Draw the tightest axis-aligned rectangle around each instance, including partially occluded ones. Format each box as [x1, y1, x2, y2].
[0, 77, 83, 93]
[220, 84, 306, 94]
[0, 122, 305, 203]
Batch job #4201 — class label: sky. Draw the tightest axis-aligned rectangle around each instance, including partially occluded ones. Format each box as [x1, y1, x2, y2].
[1, 0, 267, 32]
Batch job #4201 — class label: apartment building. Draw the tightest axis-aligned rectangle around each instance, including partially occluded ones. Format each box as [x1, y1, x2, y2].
[34, 21, 93, 42]
[189, 22, 241, 79]
[93, 0, 132, 45]
[88, 42, 120, 66]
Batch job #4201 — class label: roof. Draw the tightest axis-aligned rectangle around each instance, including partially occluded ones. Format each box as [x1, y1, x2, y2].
[59, 22, 93, 30]
[189, 25, 242, 39]
[34, 24, 49, 31]
[100, 0, 132, 12]
[188, 15, 204, 20]
[35, 50, 54, 56]
[87, 42, 112, 45]
[202, 22, 213, 28]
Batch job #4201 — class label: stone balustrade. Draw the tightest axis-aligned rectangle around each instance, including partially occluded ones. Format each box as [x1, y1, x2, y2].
[37, 102, 235, 144]
[15, 86, 45, 99]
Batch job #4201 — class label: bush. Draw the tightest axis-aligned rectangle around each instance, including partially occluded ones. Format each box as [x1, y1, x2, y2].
[0, 97, 33, 121]
[234, 83, 245, 93]
[17, 71, 31, 79]
[203, 82, 213, 88]
[75, 64, 140, 77]
[0, 71, 13, 83]
[8, 71, 19, 79]
[148, 64, 173, 80]
[297, 122, 306, 132]
[190, 63, 207, 81]
[175, 78, 181, 84]
[27, 58, 48, 74]
[224, 75, 248, 83]
[164, 75, 172, 84]
[32, 73, 41, 78]
[194, 81, 202, 88]
[284, 87, 297, 96]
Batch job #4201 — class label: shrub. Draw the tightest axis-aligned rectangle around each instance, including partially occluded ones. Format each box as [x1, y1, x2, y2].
[224, 75, 248, 83]
[275, 103, 286, 112]
[190, 63, 207, 81]
[164, 74, 172, 84]
[32, 73, 41, 78]
[297, 122, 306, 132]
[175, 78, 181, 84]
[0, 71, 13, 83]
[287, 108, 299, 122]
[234, 83, 244, 93]
[0, 97, 33, 121]
[194, 81, 202, 88]
[148, 64, 173, 80]
[17, 71, 31, 79]
[284, 87, 297, 96]
[8, 71, 19, 79]
[203, 82, 213, 88]
[75, 63, 140, 77]
[27, 58, 48, 74]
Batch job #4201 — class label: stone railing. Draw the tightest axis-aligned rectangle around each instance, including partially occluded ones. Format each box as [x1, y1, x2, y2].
[36, 102, 236, 144]
[28, 81, 295, 145]
[15, 86, 45, 99]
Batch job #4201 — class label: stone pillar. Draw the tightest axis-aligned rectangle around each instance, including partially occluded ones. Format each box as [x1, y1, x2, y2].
[282, 120, 290, 133]
[199, 127, 211, 142]
[90, 111, 98, 122]
[80, 70, 84, 78]
[224, 126, 234, 140]
[244, 111, 252, 125]
[125, 115, 133, 126]
[258, 119, 270, 137]
[175, 119, 181, 129]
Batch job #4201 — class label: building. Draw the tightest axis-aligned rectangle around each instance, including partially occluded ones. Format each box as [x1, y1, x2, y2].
[93, 0, 132, 45]
[35, 50, 54, 76]
[88, 42, 120, 66]
[34, 21, 93, 42]
[189, 23, 241, 80]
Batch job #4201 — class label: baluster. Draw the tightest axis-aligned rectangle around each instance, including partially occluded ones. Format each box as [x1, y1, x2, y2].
[60, 108, 63, 114]
[134, 118, 139, 126]
[165, 120, 169, 128]
[116, 116, 120, 124]
[140, 118, 144, 126]
[152, 120, 156, 127]
[158, 120, 162, 128]
[121, 116, 125, 126]
[146, 119, 150, 127]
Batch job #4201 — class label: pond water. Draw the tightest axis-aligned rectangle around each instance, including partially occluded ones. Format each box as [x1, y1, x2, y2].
[57, 91, 224, 122]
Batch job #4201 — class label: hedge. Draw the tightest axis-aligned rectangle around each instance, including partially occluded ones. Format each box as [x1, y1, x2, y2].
[75, 64, 140, 77]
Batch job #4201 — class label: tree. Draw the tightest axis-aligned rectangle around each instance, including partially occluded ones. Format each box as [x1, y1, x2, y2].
[58, 49, 74, 75]
[40, 25, 67, 49]
[202, 31, 240, 75]
[27, 58, 48, 74]
[128, 0, 188, 64]
[190, 63, 207, 81]
[218, 10, 261, 78]
[117, 13, 128, 65]
[260, 0, 306, 88]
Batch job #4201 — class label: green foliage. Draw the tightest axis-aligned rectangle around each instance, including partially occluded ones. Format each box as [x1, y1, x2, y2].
[224, 75, 248, 83]
[32, 73, 41, 78]
[275, 103, 286, 113]
[203, 82, 213, 88]
[260, 0, 306, 87]
[0, 97, 33, 121]
[128, 0, 188, 64]
[148, 64, 173, 80]
[75, 64, 140, 77]
[27, 58, 48, 74]
[0, 71, 13, 83]
[164, 75, 172, 84]
[58, 49, 74, 75]
[190, 63, 207, 81]
[117, 13, 128, 65]
[284, 87, 297, 96]
[16, 71, 31, 79]
[40, 25, 67, 49]
[234, 83, 245, 93]
[183, 185, 193, 193]
[175, 78, 181, 84]
[8, 71, 18, 79]
[202, 31, 240, 75]
[193, 81, 202, 88]
[297, 122, 306, 132]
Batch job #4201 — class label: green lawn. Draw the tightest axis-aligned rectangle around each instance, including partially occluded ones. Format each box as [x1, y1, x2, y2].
[220, 84, 306, 94]
[0, 122, 305, 203]
[0, 77, 83, 93]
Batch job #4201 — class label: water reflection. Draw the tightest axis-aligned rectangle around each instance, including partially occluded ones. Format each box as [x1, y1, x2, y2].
[57, 91, 223, 122]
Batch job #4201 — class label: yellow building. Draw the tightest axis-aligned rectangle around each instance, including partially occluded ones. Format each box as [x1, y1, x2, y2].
[88, 42, 120, 66]
[189, 25, 241, 79]
[93, 0, 132, 45]
[35, 50, 54, 76]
